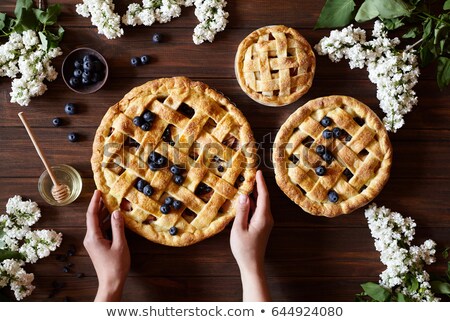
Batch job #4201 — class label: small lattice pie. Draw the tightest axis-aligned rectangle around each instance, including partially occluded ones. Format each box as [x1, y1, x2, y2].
[235, 25, 316, 107]
[273, 96, 392, 217]
[91, 77, 257, 246]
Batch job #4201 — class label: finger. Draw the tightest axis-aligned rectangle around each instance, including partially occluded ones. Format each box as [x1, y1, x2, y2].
[111, 210, 128, 249]
[86, 190, 103, 237]
[232, 194, 250, 231]
[255, 170, 270, 209]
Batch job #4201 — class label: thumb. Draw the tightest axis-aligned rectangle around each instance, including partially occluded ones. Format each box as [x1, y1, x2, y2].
[233, 194, 250, 231]
[111, 210, 127, 248]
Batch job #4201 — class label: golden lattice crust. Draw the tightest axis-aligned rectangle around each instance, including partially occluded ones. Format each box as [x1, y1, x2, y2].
[92, 77, 257, 246]
[273, 96, 392, 217]
[235, 25, 316, 107]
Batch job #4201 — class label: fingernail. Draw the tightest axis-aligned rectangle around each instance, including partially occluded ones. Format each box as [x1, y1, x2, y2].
[239, 194, 247, 204]
[113, 211, 121, 220]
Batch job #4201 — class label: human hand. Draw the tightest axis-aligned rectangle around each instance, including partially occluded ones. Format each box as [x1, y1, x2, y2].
[83, 190, 130, 302]
[230, 170, 273, 301]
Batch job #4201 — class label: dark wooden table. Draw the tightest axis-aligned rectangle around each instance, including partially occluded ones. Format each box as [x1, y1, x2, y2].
[0, 0, 448, 302]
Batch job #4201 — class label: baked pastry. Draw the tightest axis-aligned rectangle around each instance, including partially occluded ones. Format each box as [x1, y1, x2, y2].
[91, 77, 257, 246]
[235, 25, 316, 107]
[273, 96, 392, 217]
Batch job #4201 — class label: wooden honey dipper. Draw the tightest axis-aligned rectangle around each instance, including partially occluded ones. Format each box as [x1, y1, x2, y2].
[18, 112, 71, 204]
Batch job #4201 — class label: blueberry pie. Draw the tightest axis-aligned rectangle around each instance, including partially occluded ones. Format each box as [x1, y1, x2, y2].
[235, 25, 316, 107]
[273, 96, 392, 217]
[91, 77, 257, 246]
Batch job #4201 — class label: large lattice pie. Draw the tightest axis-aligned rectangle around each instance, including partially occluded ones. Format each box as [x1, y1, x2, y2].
[92, 77, 257, 246]
[273, 96, 392, 217]
[235, 25, 316, 107]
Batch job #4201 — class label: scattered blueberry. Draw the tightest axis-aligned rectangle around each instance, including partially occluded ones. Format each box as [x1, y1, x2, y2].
[322, 130, 333, 139]
[322, 152, 333, 163]
[69, 77, 80, 88]
[67, 245, 76, 256]
[238, 175, 245, 182]
[76, 273, 85, 279]
[165, 196, 174, 205]
[170, 165, 181, 175]
[160, 204, 170, 214]
[133, 116, 144, 127]
[320, 116, 331, 127]
[149, 151, 158, 162]
[162, 127, 171, 142]
[140, 55, 150, 65]
[169, 140, 175, 146]
[345, 135, 352, 142]
[141, 122, 151, 131]
[152, 33, 162, 43]
[52, 118, 62, 127]
[316, 144, 325, 155]
[328, 190, 339, 203]
[149, 162, 159, 171]
[174, 175, 184, 185]
[67, 132, 78, 142]
[315, 166, 326, 176]
[332, 127, 342, 138]
[169, 226, 178, 236]
[143, 184, 154, 196]
[172, 200, 182, 210]
[62, 266, 70, 273]
[135, 179, 147, 192]
[131, 57, 140, 67]
[218, 165, 224, 172]
[142, 110, 154, 122]
[156, 156, 166, 166]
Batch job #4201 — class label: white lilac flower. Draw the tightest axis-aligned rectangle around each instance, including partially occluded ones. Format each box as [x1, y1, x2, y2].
[76, 0, 124, 39]
[0, 259, 35, 301]
[364, 204, 438, 302]
[315, 20, 419, 132]
[19, 230, 63, 264]
[5, 196, 41, 227]
[122, 0, 228, 45]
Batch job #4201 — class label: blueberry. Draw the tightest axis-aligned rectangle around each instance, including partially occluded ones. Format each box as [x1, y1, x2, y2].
[142, 110, 154, 122]
[173, 175, 184, 185]
[170, 165, 181, 175]
[315, 145, 325, 155]
[205, 186, 212, 193]
[322, 130, 333, 139]
[52, 117, 62, 127]
[332, 127, 342, 138]
[149, 162, 159, 171]
[345, 135, 352, 142]
[218, 165, 224, 172]
[83, 54, 93, 63]
[169, 140, 175, 146]
[322, 152, 333, 163]
[83, 61, 92, 71]
[82, 70, 91, 79]
[315, 166, 326, 176]
[156, 156, 166, 166]
[172, 200, 182, 210]
[140, 122, 151, 131]
[152, 33, 162, 43]
[169, 226, 178, 236]
[62, 266, 70, 273]
[131, 57, 140, 67]
[76, 273, 85, 279]
[320, 116, 331, 127]
[160, 204, 170, 214]
[73, 69, 82, 78]
[328, 190, 339, 203]
[69, 77, 80, 88]
[343, 169, 353, 179]
[81, 77, 91, 85]
[74, 59, 82, 69]
[140, 55, 150, 65]
[238, 175, 245, 182]
[135, 179, 147, 192]
[143, 184, 154, 196]
[149, 151, 158, 162]
[67, 132, 78, 142]
[133, 116, 144, 127]
[165, 196, 174, 205]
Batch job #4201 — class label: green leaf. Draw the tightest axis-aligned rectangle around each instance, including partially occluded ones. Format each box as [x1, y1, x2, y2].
[423, 17, 434, 40]
[38, 31, 48, 50]
[383, 17, 404, 30]
[0, 249, 25, 262]
[443, 247, 449, 259]
[408, 275, 419, 292]
[33, 4, 61, 26]
[403, 26, 419, 38]
[355, 0, 379, 22]
[447, 261, 450, 280]
[0, 13, 5, 31]
[374, 0, 414, 19]
[361, 282, 391, 302]
[444, 0, 450, 10]
[397, 293, 406, 301]
[12, 7, 39, 33]
[43, 26, 64, 49]
[437, 57, 450, 89]
[14, 0, 33, 18]
[431, 280, 450, 294]
[315, 0, 356, 29]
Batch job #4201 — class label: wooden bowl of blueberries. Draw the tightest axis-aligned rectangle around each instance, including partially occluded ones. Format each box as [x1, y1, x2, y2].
[62, 48, 108, 94]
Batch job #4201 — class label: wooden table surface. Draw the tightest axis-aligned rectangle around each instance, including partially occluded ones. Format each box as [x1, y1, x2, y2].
[1, 0, 449, 302]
